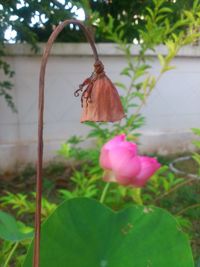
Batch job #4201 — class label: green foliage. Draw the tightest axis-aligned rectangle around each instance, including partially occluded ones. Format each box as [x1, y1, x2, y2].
[23, 198, 194, 267]
[0, 211, 33, 267]
[0, 210, 33, 242]
[0, 191, 57, 219]
[1, 164, 199, 265]
[57, 138, 200, 259]
[84, 0, 197, 43]
[58, 168, 100, 200]
[192, 128, 200, 173]
[57, 138, 103, 200]
[142, 166, 184, 202]
[0, 46, 16, 111]
[0, 0, 81, 44]
[0, 191, 57, 266]
[1, 0, 197, 44]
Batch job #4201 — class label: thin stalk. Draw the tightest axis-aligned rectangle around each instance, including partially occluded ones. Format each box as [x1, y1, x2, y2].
[3, 242, 19, 267]
[34, 19, 99, 267]
[132, 188, 143, 205]
[100, 183, 110, 204]
[177, 203, 200, 216]
[154, 178, 196, 203]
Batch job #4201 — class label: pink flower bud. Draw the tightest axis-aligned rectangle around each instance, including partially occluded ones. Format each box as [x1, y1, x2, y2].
[99, 135, 161, 187]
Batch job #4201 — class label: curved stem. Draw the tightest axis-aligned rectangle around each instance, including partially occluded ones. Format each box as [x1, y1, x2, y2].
[177, 203, 200, 216]
[154, 178, 196, 203]
[100, 183, 110, 204]
[3, 242, 19, 267]
[34, 20, 99, 267]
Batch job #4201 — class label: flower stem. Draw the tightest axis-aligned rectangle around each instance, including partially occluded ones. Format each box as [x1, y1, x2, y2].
[34, 19, 100, 267]
[133, 188, 143, 205]
[100, 183, 110, 204]
[3, 242, 19, 267]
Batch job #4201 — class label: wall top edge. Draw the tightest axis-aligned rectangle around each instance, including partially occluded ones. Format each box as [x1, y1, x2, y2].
[3, 43, 200, 57]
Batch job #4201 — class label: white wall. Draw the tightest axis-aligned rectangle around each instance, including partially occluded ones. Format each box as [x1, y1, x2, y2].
[0, 43, 200, 170]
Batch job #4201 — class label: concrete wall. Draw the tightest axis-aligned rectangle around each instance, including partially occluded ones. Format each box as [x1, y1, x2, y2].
[0, 43, 200, 170]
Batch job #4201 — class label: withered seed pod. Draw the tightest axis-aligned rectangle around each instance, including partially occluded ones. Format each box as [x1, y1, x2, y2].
[34, 19, 125, 267]
[75, 60, 125, 122]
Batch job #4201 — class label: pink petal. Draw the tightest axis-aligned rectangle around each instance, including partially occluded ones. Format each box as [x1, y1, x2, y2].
[99, 148, 111, 169]
[103, 170, 135, 186]
[104, 134, 126, 150]
[119, 141, 138, 156]
[109, 146, 141, 179]
[99, 134, 141, 186]
[132, 156, 161, 187]
[99, 134, 126, 169]
[115, 174, 134, 186]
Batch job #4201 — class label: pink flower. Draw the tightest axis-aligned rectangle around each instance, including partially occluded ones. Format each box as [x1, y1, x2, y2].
[99, 134, 161, 187]
[133, 156, 161, 187]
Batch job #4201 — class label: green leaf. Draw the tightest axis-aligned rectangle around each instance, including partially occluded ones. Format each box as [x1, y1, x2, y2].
[171, 19, 189, 31]
[142, 76, 150, 92]
[68, 135, 84, 145]
[57, 143, 71, 158]
[23, 198, 194, 267]
[192, 128, 200, 136]
[120, 67, 131, 77]
[134, 67, 147, 80]
[114, 82, 127, 91]
[192, 153, 200, 165]
[150, 76, 156, 90]
[184, 11, 195, 22]
[162, 65, 176, 73]
[192, 140, 200, 149]
[158, 7, 173, 14]
[158, 54, 165, 67]
[146, 7, 154, 19]
[156, 14, 167, 23]
[133, 91, 145, 101]
[0, 211, 33, 242]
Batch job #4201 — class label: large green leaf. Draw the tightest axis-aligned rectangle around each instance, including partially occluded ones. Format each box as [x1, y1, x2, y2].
[23, 198, 194, 267]
[0, 210, 33, 242]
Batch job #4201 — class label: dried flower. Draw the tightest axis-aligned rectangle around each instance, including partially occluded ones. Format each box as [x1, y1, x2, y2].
[75, 60, 125, 122]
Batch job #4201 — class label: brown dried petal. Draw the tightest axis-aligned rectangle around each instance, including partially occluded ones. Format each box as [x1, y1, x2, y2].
[81, 74, 125, 122]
